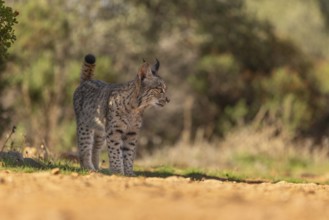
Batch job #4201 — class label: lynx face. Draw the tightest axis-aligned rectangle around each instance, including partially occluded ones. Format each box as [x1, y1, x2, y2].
[138, 60, 170, 109]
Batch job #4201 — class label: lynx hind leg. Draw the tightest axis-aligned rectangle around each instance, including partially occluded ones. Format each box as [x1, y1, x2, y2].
[106, 130, 124, 175]
[92, 132, 106, 170]
[77, 124, 95, 170]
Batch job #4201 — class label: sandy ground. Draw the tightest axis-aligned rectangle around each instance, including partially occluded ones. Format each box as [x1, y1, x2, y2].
[0, 171, 329, 220]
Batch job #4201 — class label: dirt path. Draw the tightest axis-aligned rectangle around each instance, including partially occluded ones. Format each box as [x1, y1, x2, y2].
[0, 171, 329, 220]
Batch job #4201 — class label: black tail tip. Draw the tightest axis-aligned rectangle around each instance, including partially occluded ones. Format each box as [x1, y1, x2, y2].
[84, 54, 96, 64]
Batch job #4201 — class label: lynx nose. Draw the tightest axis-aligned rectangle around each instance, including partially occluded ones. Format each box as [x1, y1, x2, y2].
[166, 97, 170, 103]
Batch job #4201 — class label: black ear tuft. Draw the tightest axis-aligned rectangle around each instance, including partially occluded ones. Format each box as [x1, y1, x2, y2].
[85, 54, 96, 64]
[152, 58, 160, 73]
[142, 58, 146, 63]
[155, 58, 160, 70]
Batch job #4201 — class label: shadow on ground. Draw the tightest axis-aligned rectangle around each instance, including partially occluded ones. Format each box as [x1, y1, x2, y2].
[134, 170, 265, 184]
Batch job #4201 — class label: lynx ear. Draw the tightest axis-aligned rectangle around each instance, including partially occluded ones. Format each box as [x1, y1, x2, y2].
[151, 59, 160, 74]
[137, 63, 149, 81]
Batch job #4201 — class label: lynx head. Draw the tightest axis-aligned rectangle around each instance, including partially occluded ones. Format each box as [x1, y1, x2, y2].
[137, 59, 170, 109]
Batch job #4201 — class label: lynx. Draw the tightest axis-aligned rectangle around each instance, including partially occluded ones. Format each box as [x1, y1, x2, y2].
[73, 54, 169, 176]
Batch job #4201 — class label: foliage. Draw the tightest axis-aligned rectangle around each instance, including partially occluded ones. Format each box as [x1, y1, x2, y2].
[2, 0, 329, 154]
[0, 0, 17, 66]
[318, 0, 329, 31]
[0, 0, 17, 135]
[4, 0, 119, 149]
[246, 0, 329, 59]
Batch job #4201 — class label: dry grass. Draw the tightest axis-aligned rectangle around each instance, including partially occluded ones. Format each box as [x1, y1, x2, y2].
[138, 125, 329, 179]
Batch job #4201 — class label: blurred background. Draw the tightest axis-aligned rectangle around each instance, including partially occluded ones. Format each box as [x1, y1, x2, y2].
[2, 0, 329, 174]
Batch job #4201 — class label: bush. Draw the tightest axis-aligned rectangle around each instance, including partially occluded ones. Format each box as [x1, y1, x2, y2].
[0, 0, 17, 135]
[0, 0, 17, 66]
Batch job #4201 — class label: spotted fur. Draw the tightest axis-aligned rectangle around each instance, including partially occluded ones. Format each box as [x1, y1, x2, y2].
[73, 54, 169, 175]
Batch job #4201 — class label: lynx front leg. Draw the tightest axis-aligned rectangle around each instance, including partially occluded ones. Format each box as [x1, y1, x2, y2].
[122, 132, 138, 176]
[106, 130, 124, 175]
[77, 125, 95, 170]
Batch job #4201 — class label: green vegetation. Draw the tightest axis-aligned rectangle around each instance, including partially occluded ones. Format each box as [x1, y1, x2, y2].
[0, 0, 17, 135]
[0, 156, 88, 174]
[138, 124, 329, 184]
[0, 158, 320, 184]
[2, 0, 329, 152]
[0, 1, 311, 147]
[0, 0, 17, 63]
[1, 0, 329, 183]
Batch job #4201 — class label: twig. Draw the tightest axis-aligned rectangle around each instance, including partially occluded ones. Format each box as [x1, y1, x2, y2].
[41, 139, 50, 160]
[0, 126, 16, 152]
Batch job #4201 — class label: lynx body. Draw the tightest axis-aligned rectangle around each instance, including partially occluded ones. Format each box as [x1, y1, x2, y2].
[73, 55, 169, 175]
